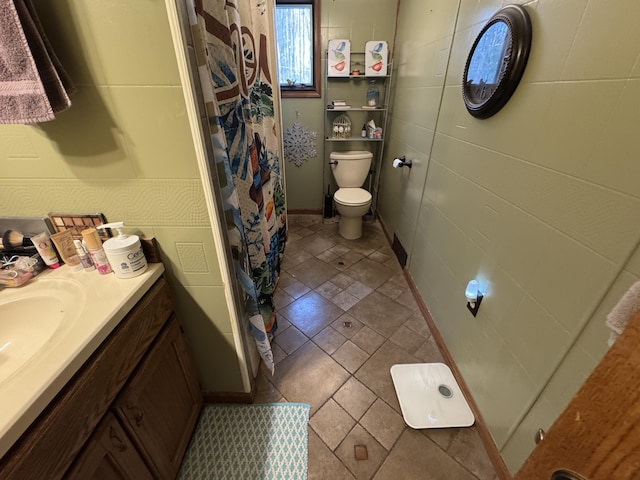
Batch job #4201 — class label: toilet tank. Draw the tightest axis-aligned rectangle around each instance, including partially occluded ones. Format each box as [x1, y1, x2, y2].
[330, 151, 373, 187]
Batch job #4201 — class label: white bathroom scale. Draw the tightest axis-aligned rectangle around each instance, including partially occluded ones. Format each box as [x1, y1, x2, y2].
[390, 363, 475, 429]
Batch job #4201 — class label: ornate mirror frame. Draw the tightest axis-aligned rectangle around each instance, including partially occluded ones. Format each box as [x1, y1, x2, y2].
[462, 5, 532, 119]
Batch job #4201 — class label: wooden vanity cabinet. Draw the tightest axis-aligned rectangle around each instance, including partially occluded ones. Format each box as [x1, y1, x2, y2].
[64, 412, 154, 480]
[0, 277, 203, 480]
[114, 316, 201, 479]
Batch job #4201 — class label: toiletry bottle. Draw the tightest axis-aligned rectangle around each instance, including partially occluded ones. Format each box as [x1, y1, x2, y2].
[361, 124, 367, 138]
[81, 227, 112, 275]
[97, 222, 148, 279]
[31, 231, 60, 269]
[74, 239, 95, 271]
[366, 80, 380, 107]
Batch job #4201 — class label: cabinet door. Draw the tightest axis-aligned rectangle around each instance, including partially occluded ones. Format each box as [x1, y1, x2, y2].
[114, 316, 202, 479]
[64, 412, 154, 480]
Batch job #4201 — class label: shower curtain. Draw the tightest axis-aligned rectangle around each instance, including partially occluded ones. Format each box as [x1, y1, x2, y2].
[191, 0, 286, 373]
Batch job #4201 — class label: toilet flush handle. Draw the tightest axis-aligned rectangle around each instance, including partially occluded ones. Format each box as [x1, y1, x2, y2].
[328, 160, 339, 165]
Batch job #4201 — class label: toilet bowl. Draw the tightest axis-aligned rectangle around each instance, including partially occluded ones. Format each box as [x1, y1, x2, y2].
[330, 151, 373, 240]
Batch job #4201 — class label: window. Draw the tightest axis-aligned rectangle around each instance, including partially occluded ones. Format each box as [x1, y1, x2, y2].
[275, 0, 320, 98]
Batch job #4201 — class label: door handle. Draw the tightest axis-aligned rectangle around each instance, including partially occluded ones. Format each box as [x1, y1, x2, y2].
[127, 404, 144, 427]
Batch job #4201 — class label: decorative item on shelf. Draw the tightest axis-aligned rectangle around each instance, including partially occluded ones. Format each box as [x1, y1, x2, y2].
[366, 119, 382, 139]
[365, 40, 388, 76]
[332, 113, 351, 139]
[365, 80, 380, 107]
[328, 39, 350, 77]
[284, 112, 317, 167]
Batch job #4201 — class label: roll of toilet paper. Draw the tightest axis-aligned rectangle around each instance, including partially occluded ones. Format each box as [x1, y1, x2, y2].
[393, 158, 403, 168]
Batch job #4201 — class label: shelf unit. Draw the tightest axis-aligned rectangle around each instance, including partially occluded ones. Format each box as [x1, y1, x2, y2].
[323, 52, 393, 217]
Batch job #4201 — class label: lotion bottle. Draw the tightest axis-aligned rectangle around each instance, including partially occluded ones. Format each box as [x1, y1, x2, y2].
[97, 222, 147, 279]
[81, 227, 112, 275]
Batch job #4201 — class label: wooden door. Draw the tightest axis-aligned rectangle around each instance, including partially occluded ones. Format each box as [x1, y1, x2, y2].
[515, 310, 640, 480]
[114, 316, 202, 480]
[64, 412, 154, 480]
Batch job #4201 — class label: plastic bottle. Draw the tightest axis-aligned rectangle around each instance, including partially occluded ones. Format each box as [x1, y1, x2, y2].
[361, 124, 367, 138]
[81, 227, 112, 275]
[97, 222, 147, 279]
[74, 239, 95, 271]
[366, 80, 380, 107]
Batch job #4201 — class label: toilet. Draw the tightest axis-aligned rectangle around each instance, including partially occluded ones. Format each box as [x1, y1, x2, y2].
[330, 150, 373, 240]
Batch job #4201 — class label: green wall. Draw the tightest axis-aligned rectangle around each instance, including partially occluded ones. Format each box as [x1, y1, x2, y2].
[0, 1, 243, 393]
[282, 0, 399, 210]
[378, 0, 640, 472]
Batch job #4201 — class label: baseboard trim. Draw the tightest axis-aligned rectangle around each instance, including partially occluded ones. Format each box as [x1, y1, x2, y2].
[403, 270, 512, 480]
[287, 209, 323, 215]
[377, 213, 511, 479]
[202, 385, 256, 404]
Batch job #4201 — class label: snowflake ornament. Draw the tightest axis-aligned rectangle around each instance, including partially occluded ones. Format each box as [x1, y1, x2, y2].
[284, 121, 317, 167]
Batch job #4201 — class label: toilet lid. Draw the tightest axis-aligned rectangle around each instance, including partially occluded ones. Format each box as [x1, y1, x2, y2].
[334, 188, 372, 206]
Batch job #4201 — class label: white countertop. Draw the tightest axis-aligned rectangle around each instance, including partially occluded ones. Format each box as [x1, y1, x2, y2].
[0, 262, 164, 458]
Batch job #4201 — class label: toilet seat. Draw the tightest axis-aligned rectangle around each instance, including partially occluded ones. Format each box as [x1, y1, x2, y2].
[334, 188, 372, 207]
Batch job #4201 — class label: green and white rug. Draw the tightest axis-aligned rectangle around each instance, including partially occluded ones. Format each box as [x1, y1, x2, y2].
[178, 403, 310, 480]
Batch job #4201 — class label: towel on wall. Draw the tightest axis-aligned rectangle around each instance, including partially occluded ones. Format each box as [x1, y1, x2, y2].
[606, 281, 640, 347]
[0, 0, 75, 124]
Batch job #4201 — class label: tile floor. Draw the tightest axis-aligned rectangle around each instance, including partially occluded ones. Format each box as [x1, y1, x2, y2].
[254, 215, 498, 480]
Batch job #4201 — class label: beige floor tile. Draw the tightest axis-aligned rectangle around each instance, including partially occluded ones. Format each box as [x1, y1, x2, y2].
[281, 248, 313, 270]
[272, 342, 288, 365]
[288, 257, 341, 289]
[310, 399, 356, 450]
[253, 370, 283, 404]
[376, 279, 404, 300]
[301, 234, 338, 256]
[351, 326, 385, 355]
[332, 290, 361, 311]
[273, 316, 292, 336]
[447, 427, 497, 480]
[313, 326, 347, 355]
[274, 325, 308, 354]
[389, 325, 427, 356]
[332, 313, 365, 339]
[307, 428, 356, 480]
[373, 429, 477, 480]
[317, 249, 340, 263]
[345, 281, 373, 300]
[331, 272, 357, 289]
[332, 341, 370, 374]
[345, 258, 396, 289]
[283, 280, 311, 299]
[395, 288, 421, 311]
[421, 427, 460, 451]
[329, 244, 351, 256]
[333, 377, 377, 421]
[335, 424, 388, 480]
[287, 231, 302, 242]
[348, 292, 413, 338]
[413, 335, 445, 363]
[383, 257, 403, 272]
[403, 313, 432, 338]
[316, 280, 343, 299]
[270, 342, 349, 415]
[273, 289, 295, 309]
[281, 291, 345, 337]
[359, 399, 406, 450]
[368, 250, 391, 264]
[338, 251, 365, 269]
[355, 341, 418, 413]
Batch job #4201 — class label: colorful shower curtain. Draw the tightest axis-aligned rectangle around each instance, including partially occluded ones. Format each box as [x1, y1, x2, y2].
[190, 0, 286, 373]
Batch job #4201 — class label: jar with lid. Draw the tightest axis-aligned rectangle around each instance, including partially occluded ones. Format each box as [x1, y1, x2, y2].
[366, 80, 380, 107]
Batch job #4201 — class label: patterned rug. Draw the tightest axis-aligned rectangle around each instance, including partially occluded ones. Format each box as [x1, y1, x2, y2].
[178, 403, 310, 480]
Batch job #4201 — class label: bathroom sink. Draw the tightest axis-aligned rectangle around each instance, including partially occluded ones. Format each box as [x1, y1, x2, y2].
[0, 277, 86, 384]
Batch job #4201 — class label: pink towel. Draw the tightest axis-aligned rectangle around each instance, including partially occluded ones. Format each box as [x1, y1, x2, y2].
[0, 0, 74, 124]
[606, 281, 640, 346]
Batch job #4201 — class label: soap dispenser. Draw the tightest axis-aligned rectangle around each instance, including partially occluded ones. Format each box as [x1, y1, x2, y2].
[97, 222, 147, 279]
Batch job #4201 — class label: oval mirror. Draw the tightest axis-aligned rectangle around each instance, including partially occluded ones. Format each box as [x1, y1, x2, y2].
[462, 5, 532, 119]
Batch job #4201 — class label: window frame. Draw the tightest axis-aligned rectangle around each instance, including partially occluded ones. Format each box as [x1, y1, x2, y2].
[275, 0, 321, 98]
